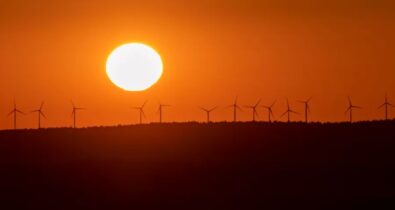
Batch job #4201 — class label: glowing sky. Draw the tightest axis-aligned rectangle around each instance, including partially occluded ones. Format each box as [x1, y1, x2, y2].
[0, 0, 394, 129]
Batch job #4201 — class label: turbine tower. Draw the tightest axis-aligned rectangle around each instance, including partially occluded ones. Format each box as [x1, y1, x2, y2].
[132, 101, 147, 124]
[262, 100, 276, 123]
[281, 99, 298, 123]
[378, 93, 394, 121]
[345, 97, 361, 123]
[71, 101, 85, 128]
[158, 103, 170, 123]
[8, 102, 24, 130]
[245, 99, 261, 122]
[32, 101, 46, 129]
[227, 96, 242, 122]
[298, 97, 312, 123]
[200, 106, 217, 123]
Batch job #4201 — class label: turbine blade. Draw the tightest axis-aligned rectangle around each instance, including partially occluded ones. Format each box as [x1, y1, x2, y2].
[7, 110, 14, 117]
[270, 100, 276, 108]
[209, 106, 218, 112]
[16, 110, 25, 115]
[255, 98, 262, 107]
[269, 109, 275, 117]
[199, 107, 208, 112]
[345, 107, 351, 114]
[348, 97, 352, 106]
[280, 111, 288, 118]
[40, 112, 47, 119]
[40, 101, 44, 110]
[378, 103, 385, 109]
[142, 100, 148, 108]
[291, 110, 299, 114]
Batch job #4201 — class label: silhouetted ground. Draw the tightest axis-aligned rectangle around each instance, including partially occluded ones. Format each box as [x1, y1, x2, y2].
[1, 121, 395, 209]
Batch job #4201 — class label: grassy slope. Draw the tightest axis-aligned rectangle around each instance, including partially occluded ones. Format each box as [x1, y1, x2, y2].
[0, 121, 395, 209]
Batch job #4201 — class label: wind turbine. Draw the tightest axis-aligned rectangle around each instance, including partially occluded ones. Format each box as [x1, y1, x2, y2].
[378, 93, 394, 121]
[244, 99, 261, 122]
[262, 100, 276, 123]
[132, 101, 147, 124]
[32, 101, 46, 129]
[298, 97, 312, 123]
[71, 101, 85, 128]
[226, 96, 242, 122]
[200, 106, 217, 123]
[280, 98, 298, 123]
[158, 103, 170, 123]
[7, 102, 24, 130]
[345, 97, 361, 123]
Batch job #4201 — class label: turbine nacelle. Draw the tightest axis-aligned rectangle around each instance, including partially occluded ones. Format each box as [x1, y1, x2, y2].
[281, 98, 298, 122]
[244, 99, 261, 121]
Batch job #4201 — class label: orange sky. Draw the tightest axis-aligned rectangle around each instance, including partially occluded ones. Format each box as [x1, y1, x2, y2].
[0, 0, 395, 129]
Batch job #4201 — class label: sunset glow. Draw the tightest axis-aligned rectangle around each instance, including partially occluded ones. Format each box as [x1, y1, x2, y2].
[1, 0, 394, 128]
[2, 1, 395, 208]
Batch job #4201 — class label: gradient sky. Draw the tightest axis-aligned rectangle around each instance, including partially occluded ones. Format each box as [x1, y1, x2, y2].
[0, 0, 395, 129]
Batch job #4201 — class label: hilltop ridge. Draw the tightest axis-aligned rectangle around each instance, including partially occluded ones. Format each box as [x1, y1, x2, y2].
[0, 120, 394, 209]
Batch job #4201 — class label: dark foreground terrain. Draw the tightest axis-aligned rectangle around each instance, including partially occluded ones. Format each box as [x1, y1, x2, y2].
[1, 121, 395, 209]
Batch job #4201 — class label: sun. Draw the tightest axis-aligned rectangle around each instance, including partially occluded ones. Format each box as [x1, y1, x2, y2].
[106, 43, 163, 91]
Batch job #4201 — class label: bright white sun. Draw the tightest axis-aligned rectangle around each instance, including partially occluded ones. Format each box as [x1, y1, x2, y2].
[106, 43, 163, 91]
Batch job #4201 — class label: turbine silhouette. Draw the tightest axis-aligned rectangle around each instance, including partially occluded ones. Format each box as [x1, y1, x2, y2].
[378, 93, 394, 121]
[200, 106, 217, 123]
[132, 101, 147, 124]
[244, 99, 261, 122]
[280, 98, 298, 123]
[7, 102, 24, 130]
[71, 101, 85, 128]
[158, 103, 170, 123]
[31, 101, 46, 129]
[298, 97, 312, 123]
[226, 96, 242, 122]
[262, 100, 276, 123]
[345, 97, 361, 123]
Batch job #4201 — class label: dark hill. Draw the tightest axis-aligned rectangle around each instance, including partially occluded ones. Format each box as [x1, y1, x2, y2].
[1, 121, 395, 209]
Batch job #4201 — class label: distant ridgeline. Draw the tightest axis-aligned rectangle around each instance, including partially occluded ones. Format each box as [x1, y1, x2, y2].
[0, 121, 395, 209]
